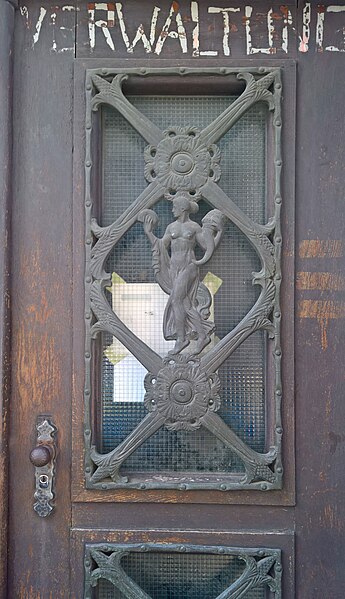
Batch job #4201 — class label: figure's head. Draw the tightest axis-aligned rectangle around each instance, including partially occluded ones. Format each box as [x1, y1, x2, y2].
[172, 193, 199, 217]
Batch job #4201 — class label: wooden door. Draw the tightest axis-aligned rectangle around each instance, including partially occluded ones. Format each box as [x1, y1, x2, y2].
[1, 1, 344, 598]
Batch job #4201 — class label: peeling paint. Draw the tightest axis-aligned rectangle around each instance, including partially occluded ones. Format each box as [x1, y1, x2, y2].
[33, 7, 47, 46]
[281, 7, 293, 53]
[208, 7, 240, 56]
[88, 3, 115, 51]
[316, 6, 326, 51]
[297, 272, 345, 291]
[115, 3, 156, 53]
[299, 2, 311, 52]
[245, 6, 276, 55]
[299, 240, 343, 259]
[191, 1, 200, 56]
[298, 300, 345, 319]
[155, 2, 188, 55]
[20, 6, 29, 28]
[51, 12, 57, 52]
[298, 300, 345, 350]
[317, 4, 345, 52]
[19, 2, 345, 55]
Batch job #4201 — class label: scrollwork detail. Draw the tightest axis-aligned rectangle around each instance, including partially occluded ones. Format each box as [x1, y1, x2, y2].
[85, 67, 283, 490]
[84, 544, 282, 599]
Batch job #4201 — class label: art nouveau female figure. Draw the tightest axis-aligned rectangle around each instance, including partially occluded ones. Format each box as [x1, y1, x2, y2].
[139, 194, 226, 356]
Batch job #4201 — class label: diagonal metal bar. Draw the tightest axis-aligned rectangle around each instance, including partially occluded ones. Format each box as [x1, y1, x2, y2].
[90, 281, 163, 375]
[215, 555, 277, 599]
[201, 180, 275, 277]
[200, 71, 277, 146]
[201, 281, 275, 375]
[90, 412, 165, 483]
[201, 412, 276, 483]
[91, 74, 164, 145]
[89, 549, 153, 599]
[90, 180, 164, 280]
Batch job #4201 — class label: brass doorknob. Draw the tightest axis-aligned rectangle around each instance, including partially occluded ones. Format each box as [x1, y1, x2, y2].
[30, 445, 53, 467]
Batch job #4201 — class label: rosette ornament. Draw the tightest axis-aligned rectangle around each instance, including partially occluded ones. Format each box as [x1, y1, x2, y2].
[144, 354, 221, 431]
[144, 126, 221, 196]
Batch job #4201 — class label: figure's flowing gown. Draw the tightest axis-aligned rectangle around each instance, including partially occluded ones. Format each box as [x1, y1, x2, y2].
[150, 237, 215, 342]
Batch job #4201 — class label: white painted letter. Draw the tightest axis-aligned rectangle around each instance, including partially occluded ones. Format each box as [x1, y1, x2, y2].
[245, 6, 274, 54]
[317, 5, 345, 52]
[191, 1, 218, 57]
[155, 2, 188, 55]
[299, 2, 311, 52]
[208, 7, 240, 56]
[33, 7, 47, 46]
[281, 6, 293, 53]
[88, 3, 115, 52]
[245, 5, 294, 55]
[115, 3, 160, 53]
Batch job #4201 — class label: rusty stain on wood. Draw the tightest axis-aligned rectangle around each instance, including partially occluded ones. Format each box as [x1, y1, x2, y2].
[298, 300, 345, 350]
[298, 300, 345, 320]
[297, 271, 345, 291]
[299, 239, 343, 259]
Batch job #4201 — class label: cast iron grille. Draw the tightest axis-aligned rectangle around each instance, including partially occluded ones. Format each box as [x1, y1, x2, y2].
[84, 544, 282, 599]
[84, 67, 283, 490]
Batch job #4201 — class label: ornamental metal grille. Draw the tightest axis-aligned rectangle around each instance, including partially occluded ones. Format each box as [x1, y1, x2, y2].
[84, 544, 282, 599]
[84, 67, 283, 491]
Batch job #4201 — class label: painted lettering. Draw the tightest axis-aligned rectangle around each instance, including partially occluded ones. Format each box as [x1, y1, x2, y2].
[18, 2, 345, 56]
[299, 2, 311, 52]
[208, 7, 240, 56]
[115, 3, 159, 53]
[88, 3, 115, 51]
[191, 1, 218, 56]
[317, 4, 345, 52]
[155, 2, 188, 55]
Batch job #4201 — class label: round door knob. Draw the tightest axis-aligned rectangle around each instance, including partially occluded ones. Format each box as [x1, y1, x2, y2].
[30, 445, 53, 467]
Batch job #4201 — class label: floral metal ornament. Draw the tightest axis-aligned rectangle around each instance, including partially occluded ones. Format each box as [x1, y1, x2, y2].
[84, 66, 284, 491]
[144, 126, 221, 197]
[144, 355, 221, 431]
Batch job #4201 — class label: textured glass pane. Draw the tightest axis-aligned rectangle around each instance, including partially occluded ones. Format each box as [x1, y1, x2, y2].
[97, 552, 266, 599]
[100, 96, 267, 474]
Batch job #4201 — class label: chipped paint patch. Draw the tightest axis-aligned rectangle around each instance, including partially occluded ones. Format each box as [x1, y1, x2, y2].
[297, 272, 345, 291]
[299, 240, 343, 259]
[298, 299, 345, 349]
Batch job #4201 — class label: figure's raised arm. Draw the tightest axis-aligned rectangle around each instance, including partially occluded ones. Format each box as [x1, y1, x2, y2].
[193, 210, 227, 266]
[138, 209, 159, 245]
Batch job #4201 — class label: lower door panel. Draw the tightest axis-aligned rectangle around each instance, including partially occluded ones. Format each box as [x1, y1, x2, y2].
[71, 530, 294, 599]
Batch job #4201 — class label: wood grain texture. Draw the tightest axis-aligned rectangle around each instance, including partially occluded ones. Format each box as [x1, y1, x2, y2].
[295, 52, 345, 597]
[8, 1, 76, 597]
[5, 1, 345, 597]
[0, 1, 16, 596]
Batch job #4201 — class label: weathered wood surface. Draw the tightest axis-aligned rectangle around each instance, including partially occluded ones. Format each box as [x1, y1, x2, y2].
[6, 1, 345, 598]
[0, 1, 17, 597]
[8, 1, 75, 597]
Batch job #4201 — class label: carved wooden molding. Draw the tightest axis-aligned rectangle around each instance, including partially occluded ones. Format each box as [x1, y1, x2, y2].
[83, 67, 283, 491]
